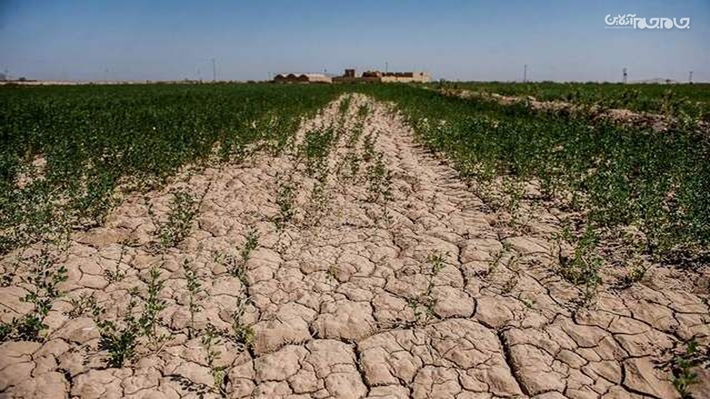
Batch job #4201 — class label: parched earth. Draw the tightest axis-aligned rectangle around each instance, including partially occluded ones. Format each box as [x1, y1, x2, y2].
[1, 94, 709, 398]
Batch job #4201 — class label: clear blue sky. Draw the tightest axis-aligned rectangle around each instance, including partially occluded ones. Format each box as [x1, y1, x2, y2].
[1, 0, 708, 82]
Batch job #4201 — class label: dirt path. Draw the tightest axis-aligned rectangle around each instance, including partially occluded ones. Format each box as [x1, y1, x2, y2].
[1, 94, 708, 399]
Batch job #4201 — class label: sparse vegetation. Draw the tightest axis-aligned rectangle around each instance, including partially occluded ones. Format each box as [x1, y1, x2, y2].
[366, 152, 393, 203]
[96, 267, 167, 367]
[0, 84, 339, 255]
[183, 260, 204, 339]
[202, 324, 228, 396]
[96, 291, 141, 367]
[229, 296, 255, 351]
[67, 292, 103, 319]
[0, 249, 68, 342]
[359, 84, 710, 266]
[240, 228, 259, 269]
[661, 338, 710, 398]
[407, 251, 447, 325]
[557, 226, 603, 306]
[153, 188, 198, 248]
[299, 127, 335, 180]
[275, 181, 297, 228]
[1, 82, 708, 398]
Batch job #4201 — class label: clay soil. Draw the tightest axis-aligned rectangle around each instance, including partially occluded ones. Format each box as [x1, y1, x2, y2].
[1, 94, 708, 399]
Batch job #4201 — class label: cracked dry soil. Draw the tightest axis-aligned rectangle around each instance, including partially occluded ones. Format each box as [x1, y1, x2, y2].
[1, 94, 709, 399]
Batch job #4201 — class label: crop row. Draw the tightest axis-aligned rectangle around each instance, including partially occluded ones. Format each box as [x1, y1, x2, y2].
[360, 84, 709, 265]
[0, 83, 340, 254]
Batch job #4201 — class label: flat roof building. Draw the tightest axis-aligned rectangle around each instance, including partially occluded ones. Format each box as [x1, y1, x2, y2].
[333, 69, 430, 83]
[273, 73, 332, 84]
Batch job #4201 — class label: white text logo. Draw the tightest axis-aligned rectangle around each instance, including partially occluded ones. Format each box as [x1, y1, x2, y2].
[605, 14, 690, 29]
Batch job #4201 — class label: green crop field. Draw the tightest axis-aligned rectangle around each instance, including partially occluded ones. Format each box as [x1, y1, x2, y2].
[357, 84, 710, 264]
[1, 82, 709, 398]
[435, 81, 710, 120]
[2, 82, 708, 264]
[0, 83, 340, 254]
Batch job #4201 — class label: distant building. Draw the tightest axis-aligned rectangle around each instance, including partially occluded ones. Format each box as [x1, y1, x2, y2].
[273, 69, 430, 84]
[273, 73, 332, 84]
[333, 69, 430, 83]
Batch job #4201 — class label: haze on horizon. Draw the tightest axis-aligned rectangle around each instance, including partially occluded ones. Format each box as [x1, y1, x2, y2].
[1, 0, 708, 83]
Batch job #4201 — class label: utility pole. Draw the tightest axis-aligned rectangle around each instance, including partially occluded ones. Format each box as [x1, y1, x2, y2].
[523, 65, 527, 83]
[212, 58, 217, 82]
[689, 71, 693, 84]
[622, 67, 628, 84]
[385, 62, 388, 73]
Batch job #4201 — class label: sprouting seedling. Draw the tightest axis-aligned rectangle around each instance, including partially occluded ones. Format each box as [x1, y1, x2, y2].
[366, 152, 393, 203]
[230, 296, 255, 351]
[202, 324, 227, 396]
[155, 188, 198, 248]
[66, 292, 104, 319]
[139, 267, 168, 347]
[276, 181, 297, 228]
[1, 249, 69, 342]
[183, 260, 204, 339]
[240, 227, 259, 266]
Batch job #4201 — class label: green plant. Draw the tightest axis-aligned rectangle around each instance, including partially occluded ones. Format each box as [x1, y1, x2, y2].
[66, 292, 104, 319]
[502, 178, 525, 227]
[480, 242, 512, 278]
[97, 292, 141, 368]
[518, 294, 535, 309]
[104, 240, 131, 283]
[353, 83, 709, 266]
[501, 276, 518, 294]
[1, 84, 338, 255]
[366, 152, 392, 203]
[214, 228, 258, 286]
[97, 268, 167, 367]
[0, 250, 68, 342]
[406, 251, 448, 325]
[240, 228, 259, 268]
[104, 268, 126, 284]
[338, 95, 353, 116]
[667, 338, 709, 398]
[154, 189, 198, 248]
[326, 265, 338, 283]
[183, 260, 204, 339]
[275, 181, 297, 228]
[361, 132, 377, 163]
[558, 226, 603, 306]
[138, 267, 167, 347]
[299, 127, 335, 180]
[202, 324, 228, 396]
[617, 258, 649, 289]
[229, 296, 255, 351]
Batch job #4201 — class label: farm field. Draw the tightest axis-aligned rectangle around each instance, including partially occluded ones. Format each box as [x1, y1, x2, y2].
[435, 81, 710, 121]
[0, 83, 709, 399]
